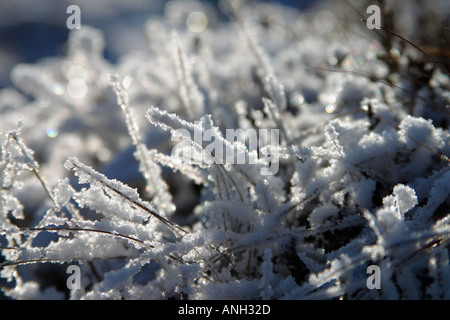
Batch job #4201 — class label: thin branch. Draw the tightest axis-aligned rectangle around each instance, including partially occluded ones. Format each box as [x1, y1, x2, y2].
[22, 226, 147, 245]
[0, 256, 130, 268]
[304, 66, 450, 116]
[68, 162, 188, 236]
[360, 18, 450, 77]
[8, 133, 64, 216]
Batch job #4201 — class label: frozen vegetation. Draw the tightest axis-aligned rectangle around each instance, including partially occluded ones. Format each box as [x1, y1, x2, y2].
[0, 0, 449, 299]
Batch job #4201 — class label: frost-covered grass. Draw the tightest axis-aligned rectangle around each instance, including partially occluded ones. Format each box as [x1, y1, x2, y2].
[1, 0, 449, 300]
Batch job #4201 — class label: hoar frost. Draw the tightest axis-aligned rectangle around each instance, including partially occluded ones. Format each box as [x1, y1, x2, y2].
[0, 0, 449, 300]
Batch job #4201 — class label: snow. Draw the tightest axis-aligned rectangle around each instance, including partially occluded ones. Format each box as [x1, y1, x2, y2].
[1, 0, 449, 300]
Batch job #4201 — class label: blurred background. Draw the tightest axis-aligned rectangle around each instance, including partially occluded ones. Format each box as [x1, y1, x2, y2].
[0, 0, 320, 91]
